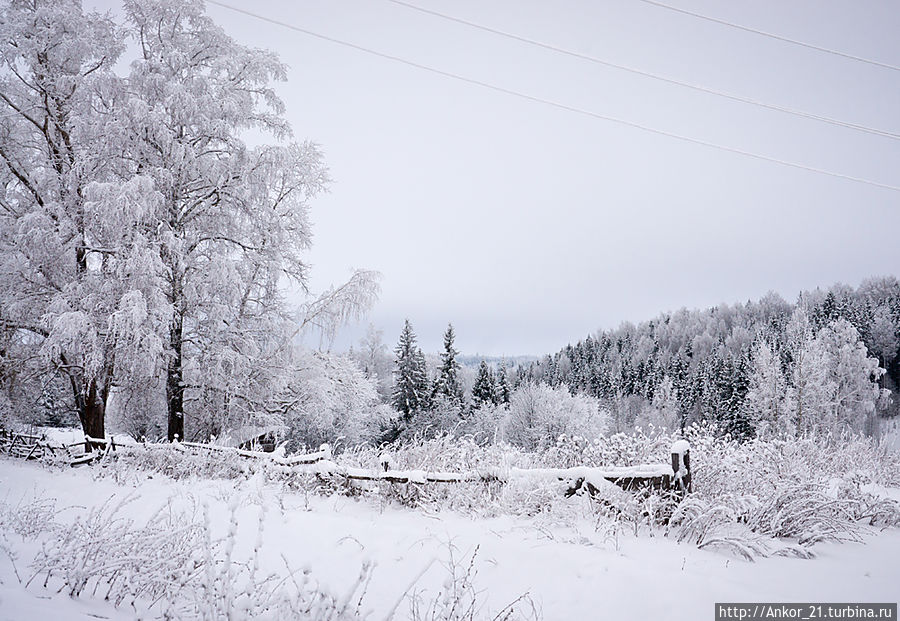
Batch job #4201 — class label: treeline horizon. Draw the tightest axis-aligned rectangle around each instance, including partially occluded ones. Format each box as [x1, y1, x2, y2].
[517, 276, 898, 438]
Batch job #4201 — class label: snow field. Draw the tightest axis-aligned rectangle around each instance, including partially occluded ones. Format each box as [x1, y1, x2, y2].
[2, 457, 899, 620]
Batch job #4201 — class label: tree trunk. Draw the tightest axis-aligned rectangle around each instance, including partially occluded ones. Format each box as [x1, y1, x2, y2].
[62, 354, 106, 452]
[167, 312, 184, 442]
[81, 379, 106, 452]
[69, 377, 106, 453]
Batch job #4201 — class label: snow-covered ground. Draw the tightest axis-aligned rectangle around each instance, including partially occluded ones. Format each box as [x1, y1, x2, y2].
[1, 458, 898, 620]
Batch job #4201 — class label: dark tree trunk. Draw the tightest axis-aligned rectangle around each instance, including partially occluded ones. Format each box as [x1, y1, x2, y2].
[62, 351, 107, 452]
[68, 374, 106, 453]
[167, 312, 184, 442]
[82, 379, 106, 452]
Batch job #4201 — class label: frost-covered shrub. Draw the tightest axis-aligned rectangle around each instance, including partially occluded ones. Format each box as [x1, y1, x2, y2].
[0, 495, 59, 539]
[13, 485, 530, 620]
[279, 350, 392, 451]
[657, 428, 900, 557]
[459, 402, 506, 445]
[29, 495, 204, 608]
[187, 503, 371, 621]
[502, 382, 608, 451]
[0, 494, 61, 583]
[406, 546, 538, 621]
[28, 495, 370, 620]
[391, 397, 468, 443]
[342, 433, 533, 475]
[526, 424, 900, 556]
[329, 435, 595, 520]
[541, 427, 675, 469]
[101, 444, 254, 481]
[742, 482, 862, 545]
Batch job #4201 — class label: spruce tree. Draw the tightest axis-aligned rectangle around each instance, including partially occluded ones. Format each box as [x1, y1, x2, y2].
[433, 323, 464, 406]
[471, 360, 497, 409]
[495, 362, 511, 404]
[391, 319, 429, 421]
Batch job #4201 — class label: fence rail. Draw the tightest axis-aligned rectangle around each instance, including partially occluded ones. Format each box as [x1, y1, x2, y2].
[0, 428, 691, 498]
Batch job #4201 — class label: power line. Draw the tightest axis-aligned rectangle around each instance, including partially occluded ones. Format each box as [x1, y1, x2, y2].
[205, 0, 900, 193]
[385, 0, 900, 141]
[635, 0, 900, 73]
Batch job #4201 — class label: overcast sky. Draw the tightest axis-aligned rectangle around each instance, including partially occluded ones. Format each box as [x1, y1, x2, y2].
[92, 0, 900, 356]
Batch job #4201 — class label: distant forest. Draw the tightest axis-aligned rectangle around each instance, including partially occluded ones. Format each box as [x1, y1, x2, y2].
[518, 277, 899, 439]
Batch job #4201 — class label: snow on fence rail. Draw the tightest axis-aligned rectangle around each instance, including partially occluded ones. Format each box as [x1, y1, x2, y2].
[0, 428, 692, 497]
[0, 429, 48, 460]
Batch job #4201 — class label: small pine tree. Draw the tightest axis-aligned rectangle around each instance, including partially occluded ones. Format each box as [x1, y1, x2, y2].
[433, 323, 464, 406]
[494, 362, 511, 404]
[471, 360, 497, 409]
[391, 320, 429, 421]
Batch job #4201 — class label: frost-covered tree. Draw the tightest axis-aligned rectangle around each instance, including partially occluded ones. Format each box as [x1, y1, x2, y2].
[786, 307, 831, 434]
[352, 323, 393, 401]
[814, 319, 886, 433]
[495, 362, 511, 405]
[120, 0, 319, 440]
[0, 0, 168, 443]
[471, 360, 496, 409]
[521, 279, 900, 439]
[635, 374, 680, 431]
[117, 0, 380, 441]
[744, 338, 794, 437]
[867, 305, 899, 371]
[784, 311, 886, 435]
[1, 0, 377, 445]
[432, 323, 464, 407]
[391, 320, 429, 420]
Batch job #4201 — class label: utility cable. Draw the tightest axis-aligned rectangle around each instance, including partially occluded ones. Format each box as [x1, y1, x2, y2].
[385, 0, 899, 141]
[206, 0, 900, 193]
[635, 0, 900, 73]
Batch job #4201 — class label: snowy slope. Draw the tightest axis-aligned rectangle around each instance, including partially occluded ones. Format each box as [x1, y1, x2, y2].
[1, 459, 898, 620]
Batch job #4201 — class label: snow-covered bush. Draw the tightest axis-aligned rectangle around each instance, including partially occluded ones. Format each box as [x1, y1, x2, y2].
[502, 382, 608, 451]
[459, 402, 506, 445]
[5, 482, 537, 621]
[664, 428, 900, 557]
[527, 424, 900, 556]
[26, 494, 370, 620]
[101, 444, 254, 482]
[344, 434, 546, 483]
[543, 428, 674, 469]
[0, 495, 59, 540]
[405, 546, 538, 621]
[0, 494, 61, 584]
[278, 350, 392, 451]
[30, 495, 204, 609]
[390, 395, 468, 443]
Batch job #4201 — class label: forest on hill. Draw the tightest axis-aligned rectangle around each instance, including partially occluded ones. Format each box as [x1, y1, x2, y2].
[522, 278, 899, 439]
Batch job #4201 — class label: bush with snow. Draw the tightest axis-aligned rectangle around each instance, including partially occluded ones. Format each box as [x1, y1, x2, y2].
[0, 483, 540, 621]
[502, 382, 609, 451]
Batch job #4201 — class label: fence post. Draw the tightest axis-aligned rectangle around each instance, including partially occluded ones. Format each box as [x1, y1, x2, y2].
[670, 440, 692, 496]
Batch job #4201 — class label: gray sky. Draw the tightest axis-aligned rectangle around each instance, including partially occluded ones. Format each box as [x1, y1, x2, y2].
[98, 0, 900, 356]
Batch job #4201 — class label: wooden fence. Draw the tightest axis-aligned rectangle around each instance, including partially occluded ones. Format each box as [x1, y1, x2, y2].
[0, 428, 691, 498]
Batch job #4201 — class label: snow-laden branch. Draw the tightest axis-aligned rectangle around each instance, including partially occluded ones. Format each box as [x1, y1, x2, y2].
[298, 269, 381, 349]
